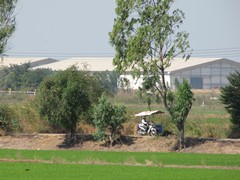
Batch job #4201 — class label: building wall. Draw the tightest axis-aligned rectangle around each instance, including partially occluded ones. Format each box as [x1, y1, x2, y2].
[170, 61, 239, 89]
[119, 61, 239, 90]
[119, 74, 143, 90]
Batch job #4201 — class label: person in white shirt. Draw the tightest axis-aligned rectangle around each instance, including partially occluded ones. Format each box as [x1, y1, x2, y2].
[139, 116, 148, 132]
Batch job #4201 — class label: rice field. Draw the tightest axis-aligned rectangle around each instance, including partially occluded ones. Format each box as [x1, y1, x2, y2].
[0, 149, 240, 180]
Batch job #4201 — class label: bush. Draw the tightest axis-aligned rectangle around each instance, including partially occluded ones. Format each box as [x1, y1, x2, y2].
[93, 95, 127, 146]
[220, 70, 240, 127]
[228, 125, 240, 138]
[0, 105, 21, 133]
[14, 101, 50, 133]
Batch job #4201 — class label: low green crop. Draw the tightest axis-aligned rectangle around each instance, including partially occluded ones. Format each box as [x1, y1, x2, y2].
[0, 162, 240, 180]
[1, 149, 240, 167]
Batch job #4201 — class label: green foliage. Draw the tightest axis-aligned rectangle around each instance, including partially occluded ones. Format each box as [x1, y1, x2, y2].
[168, 80, 194, 124]
[137, 90, 153, 110]
[0, 101, 50, 134]
[0, 63, 29, 90]
[185, 116, 230, 138]
[0, 0, 17, 54]
[0, 63, 53, 90]
[167, 80, 194, 148]
[174, 78, 180, 89]
[21, 68, 54, 90]
[93, 95, 127, 145]
[109, 0, 190, 78]
[0, 89, 231, 138]
[220, 70, 240, 128]
[93, 71, 119, 95]
[109, 0, 191, 148]
[0, 104, 21, 133]
[228, 124, 240, 138]
[36, 66, 104, 140]
[0, 93, 30, 105]
[14, 101, 50, 133]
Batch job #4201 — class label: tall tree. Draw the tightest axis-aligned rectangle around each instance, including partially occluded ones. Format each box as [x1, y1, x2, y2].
[167, 79, 194, 148]
[109, 0, 192, 148]
[0, 0, 17, 54]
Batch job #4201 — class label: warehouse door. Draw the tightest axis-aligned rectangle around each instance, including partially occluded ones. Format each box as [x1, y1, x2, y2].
[190, 77, 203, 89]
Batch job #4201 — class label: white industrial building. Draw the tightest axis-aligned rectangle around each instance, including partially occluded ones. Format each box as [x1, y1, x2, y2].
[31, 57, 114, 71]
[1, 57, 240, 90]
[1, 57, 58, 68]
[165, 58, 240, 89]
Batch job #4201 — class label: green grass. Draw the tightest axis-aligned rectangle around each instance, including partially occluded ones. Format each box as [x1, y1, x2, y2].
[1, 149, 240, 179]
[0, 90, 234, 138]
[0, 162, 240, 180]
[1, 149, 240, 167]
[0, 93, 32, 105]
[190, 108, 227, 116]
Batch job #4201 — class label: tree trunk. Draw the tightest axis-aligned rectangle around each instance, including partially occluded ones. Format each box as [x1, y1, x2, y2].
[177, 121, 185, 150]
[70, 123, 77, 144]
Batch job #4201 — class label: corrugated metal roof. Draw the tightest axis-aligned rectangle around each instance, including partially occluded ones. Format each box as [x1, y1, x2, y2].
[165, 58, 222, 72]
[30, 58, 58, 67]
[165, 58, 240, 73]
[33, 57, 115, 71]
[1, 57, 51, 67]
[4, 56, 240, 72]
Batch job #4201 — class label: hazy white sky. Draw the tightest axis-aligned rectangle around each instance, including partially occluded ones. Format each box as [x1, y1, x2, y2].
[6, 0, 240, 60]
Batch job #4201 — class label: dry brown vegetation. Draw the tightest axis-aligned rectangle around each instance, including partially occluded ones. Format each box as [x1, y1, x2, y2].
[1, 89, 239, 154]
[1, 133, 240, 154]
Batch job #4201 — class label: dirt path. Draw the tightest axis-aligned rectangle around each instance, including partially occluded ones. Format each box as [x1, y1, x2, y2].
[1, 158, 240, 170]
[0, 133, 240, 154]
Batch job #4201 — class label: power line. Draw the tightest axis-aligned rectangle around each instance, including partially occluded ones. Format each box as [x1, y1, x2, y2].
[7, 51, 115, 55]
[191, 47, 240, 52]
[5, 47, 240, 58]
[6, 52, 115, 58]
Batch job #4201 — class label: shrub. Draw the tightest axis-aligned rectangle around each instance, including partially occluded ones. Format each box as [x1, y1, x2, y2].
[93, 95, 127, 146]
[0, 105, 21, 133]
[220, 70, 240, 127]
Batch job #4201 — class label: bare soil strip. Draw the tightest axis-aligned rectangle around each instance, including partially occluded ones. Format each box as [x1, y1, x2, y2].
[1, 134, 240, 154]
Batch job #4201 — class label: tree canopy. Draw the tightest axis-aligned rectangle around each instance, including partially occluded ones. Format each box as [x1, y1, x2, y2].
[220, 70, 240, 127]
[0, 63, 53, 90]
[109, 0, 190, 77]
[0, 0, 17, 54]
[167, 79, 194, 148]
[36, 66, 104, 142]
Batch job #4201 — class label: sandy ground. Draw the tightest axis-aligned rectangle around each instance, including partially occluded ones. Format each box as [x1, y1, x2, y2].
[0, 133, 240, 154]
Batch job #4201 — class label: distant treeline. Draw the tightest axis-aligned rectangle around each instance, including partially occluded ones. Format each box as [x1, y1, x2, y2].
[0, 63, 119, 94]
